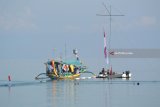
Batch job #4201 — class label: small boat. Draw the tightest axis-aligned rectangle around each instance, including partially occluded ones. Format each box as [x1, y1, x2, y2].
[96, 70, 131, 79]
[95, 28, 132, 79]
[96, 5, 132, 79]
[96, 31, 132, 79]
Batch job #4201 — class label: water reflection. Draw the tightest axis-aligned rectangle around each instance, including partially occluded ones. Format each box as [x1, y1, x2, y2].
[44, 79, 160, 107]
[107, 79, 137, 107]
[46, 80, 77, 107]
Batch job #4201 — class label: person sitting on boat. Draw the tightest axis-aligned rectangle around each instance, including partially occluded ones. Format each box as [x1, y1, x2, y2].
[54, 62, 60, 75]
[66, 65, 69, 72]
[107, 69, 110, 75]
[125, 70, 130, 76]
[100, 68, 106, 75]
[62, 64, 69, 73]
[47, 64, 53, 75]
[74, 66, 80, 74]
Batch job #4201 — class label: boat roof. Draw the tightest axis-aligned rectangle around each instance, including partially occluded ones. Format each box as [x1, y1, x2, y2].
[47, 59, 83, 67]
[63, 60, 82, 66]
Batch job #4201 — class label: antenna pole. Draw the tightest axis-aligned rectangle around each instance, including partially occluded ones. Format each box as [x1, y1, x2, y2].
[109, 5, 111, 50]
[97, 3, 124, 67]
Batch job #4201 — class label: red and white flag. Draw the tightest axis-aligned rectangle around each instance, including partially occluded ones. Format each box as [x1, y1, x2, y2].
[104, 32, 109, 64]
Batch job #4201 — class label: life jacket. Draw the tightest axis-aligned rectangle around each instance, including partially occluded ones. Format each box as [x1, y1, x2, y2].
[53, 67, 58, 76]
[51, 60, 58, 76]
[70, 64, 74, 72]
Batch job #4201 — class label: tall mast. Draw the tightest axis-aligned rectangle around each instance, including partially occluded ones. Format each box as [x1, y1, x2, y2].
[97, 3, 124, 41]
[97, 3, 124, 67]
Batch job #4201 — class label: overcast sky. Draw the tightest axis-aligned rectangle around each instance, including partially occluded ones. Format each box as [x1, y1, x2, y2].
[0, 0, 160, 76]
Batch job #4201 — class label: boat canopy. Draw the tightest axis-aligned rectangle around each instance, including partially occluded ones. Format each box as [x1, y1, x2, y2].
[63, 60, 82, 66]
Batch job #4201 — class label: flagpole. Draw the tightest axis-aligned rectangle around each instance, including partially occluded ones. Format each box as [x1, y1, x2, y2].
[97, 3, 124, 70]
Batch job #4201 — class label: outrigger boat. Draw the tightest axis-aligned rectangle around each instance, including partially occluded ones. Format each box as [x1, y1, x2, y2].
[44, 59, 87, 80]
[35, 49, 89, 80]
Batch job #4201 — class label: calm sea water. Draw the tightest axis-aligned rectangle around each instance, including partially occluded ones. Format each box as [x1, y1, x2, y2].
[0, 59, 160, 107]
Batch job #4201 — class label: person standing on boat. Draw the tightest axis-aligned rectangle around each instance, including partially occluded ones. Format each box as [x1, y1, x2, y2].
[102, 68, 105, 75]
[46, 60, 53, 74]
[46, 64, 53, 74]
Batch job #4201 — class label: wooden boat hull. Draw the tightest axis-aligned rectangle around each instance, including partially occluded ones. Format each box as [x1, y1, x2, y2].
[48, 73, 80, 80]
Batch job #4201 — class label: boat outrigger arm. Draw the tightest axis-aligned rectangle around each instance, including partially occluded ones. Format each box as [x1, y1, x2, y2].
[35, 73, 49, 80]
